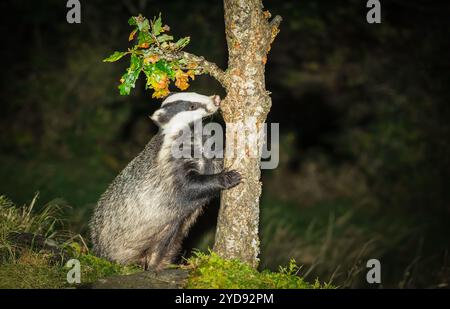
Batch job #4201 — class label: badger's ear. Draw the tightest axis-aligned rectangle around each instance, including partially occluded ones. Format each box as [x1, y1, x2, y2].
[150, 109, 162, 126]
[150, 109, 168, 126]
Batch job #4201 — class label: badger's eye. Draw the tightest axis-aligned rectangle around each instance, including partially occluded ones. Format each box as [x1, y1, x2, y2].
[189, 104, 196, 110]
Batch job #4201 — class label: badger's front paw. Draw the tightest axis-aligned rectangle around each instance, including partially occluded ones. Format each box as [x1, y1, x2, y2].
[221, 170, 242, 189]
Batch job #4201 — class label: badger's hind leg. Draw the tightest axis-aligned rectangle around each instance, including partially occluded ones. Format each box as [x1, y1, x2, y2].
[144, 208, 204, 271]
[142, 222, 181, 271]
[156, 207, 205, 269]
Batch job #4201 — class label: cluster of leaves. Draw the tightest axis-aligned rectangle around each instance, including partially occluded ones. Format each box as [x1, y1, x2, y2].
[103, 14, 200, 98]
[185, 251, 333, 289]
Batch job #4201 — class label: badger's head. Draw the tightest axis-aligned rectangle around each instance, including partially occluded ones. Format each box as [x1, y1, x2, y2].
[150, 92, 221, 132]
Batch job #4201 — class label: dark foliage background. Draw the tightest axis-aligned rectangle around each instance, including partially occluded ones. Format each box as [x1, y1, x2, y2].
[1, 0, 449, 287]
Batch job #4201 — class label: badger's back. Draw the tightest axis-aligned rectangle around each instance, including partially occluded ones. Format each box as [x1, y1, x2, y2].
[90, 133, 177, 263]
[89, 131, 213, 265]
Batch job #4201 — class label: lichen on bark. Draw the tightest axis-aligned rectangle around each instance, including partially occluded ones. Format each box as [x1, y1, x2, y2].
[212, 0, 282, 268]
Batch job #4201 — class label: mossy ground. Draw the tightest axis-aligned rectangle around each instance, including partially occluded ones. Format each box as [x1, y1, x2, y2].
[0, 251, 67, 289]
[0, 251, 140, 289]
[0, 194, 328, 289]
[0, 194, 139, 288]
[185, 251, 332, 289]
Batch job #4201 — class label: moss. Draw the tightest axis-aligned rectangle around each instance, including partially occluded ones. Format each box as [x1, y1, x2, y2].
[0, 250, 139, 288]
[0, 251, 66, 289]
[0, 249, 140, 288]
[186, 251, 333, 289]
[0, 263, 66, 289]
[0, 194, 140, 288]
[76, 253, 140, 283]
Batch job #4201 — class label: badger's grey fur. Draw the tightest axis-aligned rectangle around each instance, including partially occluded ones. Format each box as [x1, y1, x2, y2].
[90, 92, 241, 270]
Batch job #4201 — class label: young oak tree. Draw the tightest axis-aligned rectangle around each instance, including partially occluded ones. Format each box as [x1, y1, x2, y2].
[104, 0, 281, 268]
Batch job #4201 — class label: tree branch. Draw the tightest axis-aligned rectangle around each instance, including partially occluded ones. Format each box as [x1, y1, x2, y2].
[268, 15, 282, 48]
[155, 50, 227, 87]
[180, 51, 227, 86]
[269, 15, 283, 29]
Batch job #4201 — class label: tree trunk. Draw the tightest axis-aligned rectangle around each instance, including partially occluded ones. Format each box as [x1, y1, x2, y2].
[213, 0, 281, 268]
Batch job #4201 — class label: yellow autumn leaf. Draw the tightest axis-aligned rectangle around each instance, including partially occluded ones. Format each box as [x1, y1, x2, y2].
[150, 73, 170, 98]
[175, 70, 190, 91]
[186, 70, 195, 80]
[187, 62, 198, 70]
[152, 88, 170, 98]
[150, 74, 169, 90]
[129, 28, 137, 41]
[137, 42, 150, 49]
[144, 55, 160, 65]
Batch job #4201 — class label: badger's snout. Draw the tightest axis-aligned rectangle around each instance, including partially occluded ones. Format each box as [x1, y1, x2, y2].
[205, 95, 221, 114]
[212, 95, 221, 107]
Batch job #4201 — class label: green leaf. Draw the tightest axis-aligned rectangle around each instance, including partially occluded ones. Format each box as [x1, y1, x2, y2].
[138, 31, 153, 45]
[174, 37, 190, 50]
[143, 63, 156, 75]
[155, 60, 175, 78]
[152, 14, 162, 36]
[131, 15, 150, 32]
[103, 51, 126, 62]
[118, 80, 131, 95]
[119, 69, 141, 95]
[143, 64, 156, 89]
[157, 34, 173, 43]
[128, 17, 137, 26]
[118, 54, 143, 95]
[130, 54, 142, 70]
[137, 19, 150, 32]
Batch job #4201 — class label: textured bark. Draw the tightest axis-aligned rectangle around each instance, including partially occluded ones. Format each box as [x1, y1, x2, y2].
[212, 0, 281, 267]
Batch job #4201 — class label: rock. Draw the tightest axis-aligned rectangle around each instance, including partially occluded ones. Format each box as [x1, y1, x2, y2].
[87, 268, 190, 289]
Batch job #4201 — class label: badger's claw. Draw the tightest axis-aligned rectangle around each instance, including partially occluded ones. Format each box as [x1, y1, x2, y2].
[221, 170, 242, 189]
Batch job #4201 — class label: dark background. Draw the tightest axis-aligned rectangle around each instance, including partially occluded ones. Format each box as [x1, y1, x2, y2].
[1, 0, 449, 288]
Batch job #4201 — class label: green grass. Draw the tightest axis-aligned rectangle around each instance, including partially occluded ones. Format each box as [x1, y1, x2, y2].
[0, 194, 63, 262]
[0, 261, 67, 289]
[185, 251, 332, 289]
[0, 194, 139, 288]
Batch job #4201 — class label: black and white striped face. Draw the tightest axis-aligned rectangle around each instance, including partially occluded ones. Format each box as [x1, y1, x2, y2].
[151, 92, 221, 132]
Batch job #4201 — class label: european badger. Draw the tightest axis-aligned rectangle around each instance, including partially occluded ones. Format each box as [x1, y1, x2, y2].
[90, 92, 241, 270]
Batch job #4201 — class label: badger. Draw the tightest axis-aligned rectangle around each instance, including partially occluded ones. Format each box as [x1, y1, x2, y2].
[90, 92, 241, 270]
